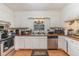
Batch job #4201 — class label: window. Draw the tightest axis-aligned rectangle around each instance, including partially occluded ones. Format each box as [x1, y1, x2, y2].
[34, 24, 44, 30]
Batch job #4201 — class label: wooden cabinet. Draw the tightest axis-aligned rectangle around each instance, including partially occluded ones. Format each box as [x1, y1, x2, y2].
[68, 41, 74, 56]
[58, 36, 79, 56]
[38, 38, 47, 49]
[65, 36, 79, 56]
[58, 36, 67, 52]
[14, 37, 25, 50]
[25, 37, 32, 49]
[14, 36, 47, 50]
[19, 37, 25, 49]
[31, 38, 39, 49]
[68, 39, 79, 56]
[24, 36, 47, 49]
[65, 20, 79, 33]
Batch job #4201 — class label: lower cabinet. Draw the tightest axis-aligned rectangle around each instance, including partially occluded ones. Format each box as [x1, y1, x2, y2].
[39, 38, 47, 49]
[15, 36, 47, 50]
[19, 37, 25, 49]
[31, 39, 39, 49]
[68, 40, 79, 56]
[25, 37, 33, 49]
[14, 36, 25, 50]
[15, 36, 79, 56]
[59, 36, 79, 56]
[25, 37, 47, 49]
[58, 36, 67, 52]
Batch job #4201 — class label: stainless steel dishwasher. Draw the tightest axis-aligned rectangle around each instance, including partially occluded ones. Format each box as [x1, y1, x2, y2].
[48, 36, 58, 49]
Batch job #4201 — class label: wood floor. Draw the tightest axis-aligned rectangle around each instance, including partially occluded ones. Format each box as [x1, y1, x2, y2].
[12, 49, 68, 56]
[48, 50, 68, 56]
[13, 50, 32, 56]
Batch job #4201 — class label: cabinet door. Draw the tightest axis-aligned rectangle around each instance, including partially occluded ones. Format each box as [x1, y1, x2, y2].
[25, 37, 32, 49]
[58, 36, 67, 52]
[68, 41, 72, 55]
[39, 38, 47, 49]
[58, 36, 64, 49]
[31, 37, 39, 49]
[18, 37, 25, 49]
[14, 37, 25, 50]
[25, 37, 40, 49]
[24, 36, 47, 49]
[68, 41, 79, 56]
[63, 37, 68, 52]
[32, 37, 47, 49]
[14, 37, 19, 50]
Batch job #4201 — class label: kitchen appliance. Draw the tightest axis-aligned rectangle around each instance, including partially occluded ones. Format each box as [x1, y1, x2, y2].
[48, 27, 64, 35]
[74, 30, 79, 36]
[47, 27, 63, 49]
[67, 29, 74, 35]
[48, 36, 58, 49]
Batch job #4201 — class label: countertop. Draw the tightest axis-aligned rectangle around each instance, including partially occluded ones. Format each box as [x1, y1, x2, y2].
[16, 34, 79, 41]
[48, 34, 64, 36]
[16, 34, 47, 36]
[16, 34, 64, 36]
[65, 35, 79, 41]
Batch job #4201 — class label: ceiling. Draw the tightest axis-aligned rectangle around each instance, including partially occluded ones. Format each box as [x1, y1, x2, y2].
[5, 3, 68, 11]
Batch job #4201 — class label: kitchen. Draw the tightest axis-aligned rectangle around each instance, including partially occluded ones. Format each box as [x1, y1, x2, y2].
[0, 3, 79, 56]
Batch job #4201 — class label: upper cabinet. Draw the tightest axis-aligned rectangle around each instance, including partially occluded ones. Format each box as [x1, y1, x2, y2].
[0, 20, 10, 30]
[64, 19, 79, 33]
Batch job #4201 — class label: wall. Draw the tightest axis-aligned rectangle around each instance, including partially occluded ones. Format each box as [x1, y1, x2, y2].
[2, 3, 79, 29]
[62, 3, 79, 26]
[0, 4, 14, 27]
[13, 11, 62, 30]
